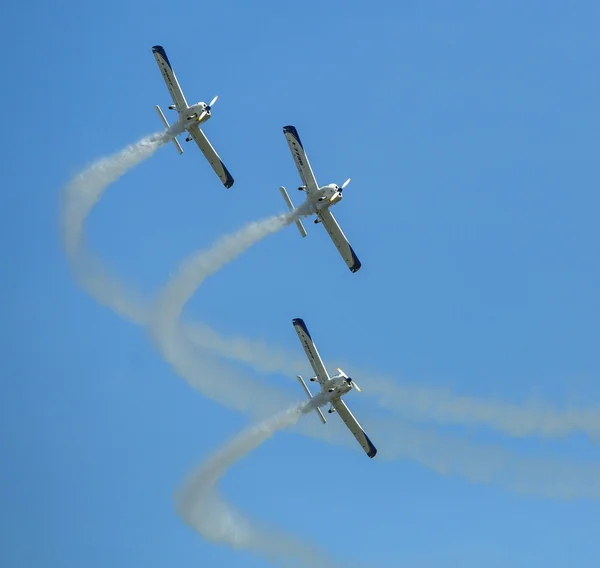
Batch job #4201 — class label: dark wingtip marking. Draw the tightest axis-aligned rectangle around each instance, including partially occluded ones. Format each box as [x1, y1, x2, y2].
[221, 161, 234, 188]
[283, 125, 304, 150]
[292, 318, 312, 340]
[363, 432, 377, 458]
[151, 45, 172, 70]
[349, 245, 362, 273]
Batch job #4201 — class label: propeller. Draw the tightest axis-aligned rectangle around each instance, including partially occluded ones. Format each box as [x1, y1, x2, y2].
[330, 178, 351, 203]
[337, 368, 362, 392]
[197, 96, 218, 122]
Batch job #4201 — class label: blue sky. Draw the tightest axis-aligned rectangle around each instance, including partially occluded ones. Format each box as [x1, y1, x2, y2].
[2, 0, 600, 566]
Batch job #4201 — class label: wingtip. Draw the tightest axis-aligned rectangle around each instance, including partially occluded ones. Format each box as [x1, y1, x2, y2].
[283, 125, 303, 149]
[292, 317, 312, 340]
[364, 433, 377, 458]
[220, 161, 235, 189]
[151, 45, 172, 69]
[349, 245, 362, 273]
[223, 174, 235, 189]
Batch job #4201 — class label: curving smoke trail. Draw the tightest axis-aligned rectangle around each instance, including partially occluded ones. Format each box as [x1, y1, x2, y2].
[184, 324, 600, 440]
[147, 206, 312, 417]
[58, 132, 348, 566]
[58, 129, 600, 446]
[174, 395, 370, 568]
[141, 207, 600, 502]
[60, 126, 183, 323]
[59, 129, 600, 566]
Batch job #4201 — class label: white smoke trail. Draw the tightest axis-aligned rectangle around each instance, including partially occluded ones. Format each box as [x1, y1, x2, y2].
[367, 418, 600, 500]
[147, 219, 600, 502]
[58, 127, 600, 444]
[151, 208, 310, 325]
[175, 396, 367, 568]
[60, 127, 182, 323]
[59, 137, 343, 565]
[183, 325, 600, 440]
[147, 207, 313, 418]
[58, 128, 600, 568]
[368, 378, 600, 439]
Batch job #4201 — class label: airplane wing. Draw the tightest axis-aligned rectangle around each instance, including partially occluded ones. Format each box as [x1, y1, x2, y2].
[283, 125, 319, 193]
[331, 398, 377, 458]
[152, 45, 188, 112]
[188, 124, 235, 189]
[292, 318, 330, 385]
[317, 208, 362, 273]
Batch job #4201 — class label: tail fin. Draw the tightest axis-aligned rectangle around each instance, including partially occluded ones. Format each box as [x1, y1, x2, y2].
[154, 105, 184, 155]
[297, 375, 326, 424]
[280, 186, 307, 238]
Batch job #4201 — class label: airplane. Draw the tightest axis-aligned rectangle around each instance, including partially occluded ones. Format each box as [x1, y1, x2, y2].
[292, 317, 377, 458]
[151, 45, 234, 189]
[279, 125, 361, 273]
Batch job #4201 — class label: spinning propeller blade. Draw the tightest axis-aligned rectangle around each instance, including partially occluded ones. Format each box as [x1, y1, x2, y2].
[337, 368, 362, 392]
[341, 177, 351, 190]
[197, 96, 219, 122]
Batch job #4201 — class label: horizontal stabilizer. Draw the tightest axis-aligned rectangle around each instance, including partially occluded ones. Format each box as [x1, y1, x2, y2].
[279, 186, 307, 238]
[297, 375, 326, 424]
[155, 105, 183, 155]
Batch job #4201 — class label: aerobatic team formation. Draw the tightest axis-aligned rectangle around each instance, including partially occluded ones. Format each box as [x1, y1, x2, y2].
[152, 44, 377, 459]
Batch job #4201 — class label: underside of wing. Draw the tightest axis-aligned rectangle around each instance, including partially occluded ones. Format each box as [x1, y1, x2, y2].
[283, 125, 319, 193]
[152, 45, 188, 112]
[317, 208, 361, 273]
[292, 318, 330, 385]
[188, 125, 235, 189]
[331, 399, 377, 458]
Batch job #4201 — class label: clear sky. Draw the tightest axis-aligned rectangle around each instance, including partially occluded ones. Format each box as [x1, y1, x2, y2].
[2, 1, 600, 567]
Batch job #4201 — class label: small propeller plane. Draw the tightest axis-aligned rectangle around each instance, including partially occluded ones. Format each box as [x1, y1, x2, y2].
[292, 318, 377, 458]
[151, 45, 234, 189]
[279, 125, 361, 273]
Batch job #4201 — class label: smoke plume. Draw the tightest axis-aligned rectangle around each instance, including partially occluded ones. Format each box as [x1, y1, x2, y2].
[174, 396, 366, 567]
[59, 129, 600, 567]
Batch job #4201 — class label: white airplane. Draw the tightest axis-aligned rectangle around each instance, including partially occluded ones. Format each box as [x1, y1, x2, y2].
[279, 125, 361, 273]
[292, 318, 377, 459]
[151, 45, 234, 189]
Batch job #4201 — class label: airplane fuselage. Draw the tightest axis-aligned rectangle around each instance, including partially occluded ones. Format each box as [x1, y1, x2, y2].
[320, 374, 352, 396]
[301, 183, 343, 213]
[173, 101, 212, 127]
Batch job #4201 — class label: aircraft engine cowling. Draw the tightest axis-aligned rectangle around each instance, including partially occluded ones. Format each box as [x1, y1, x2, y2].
[329, 192, 342, 205]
